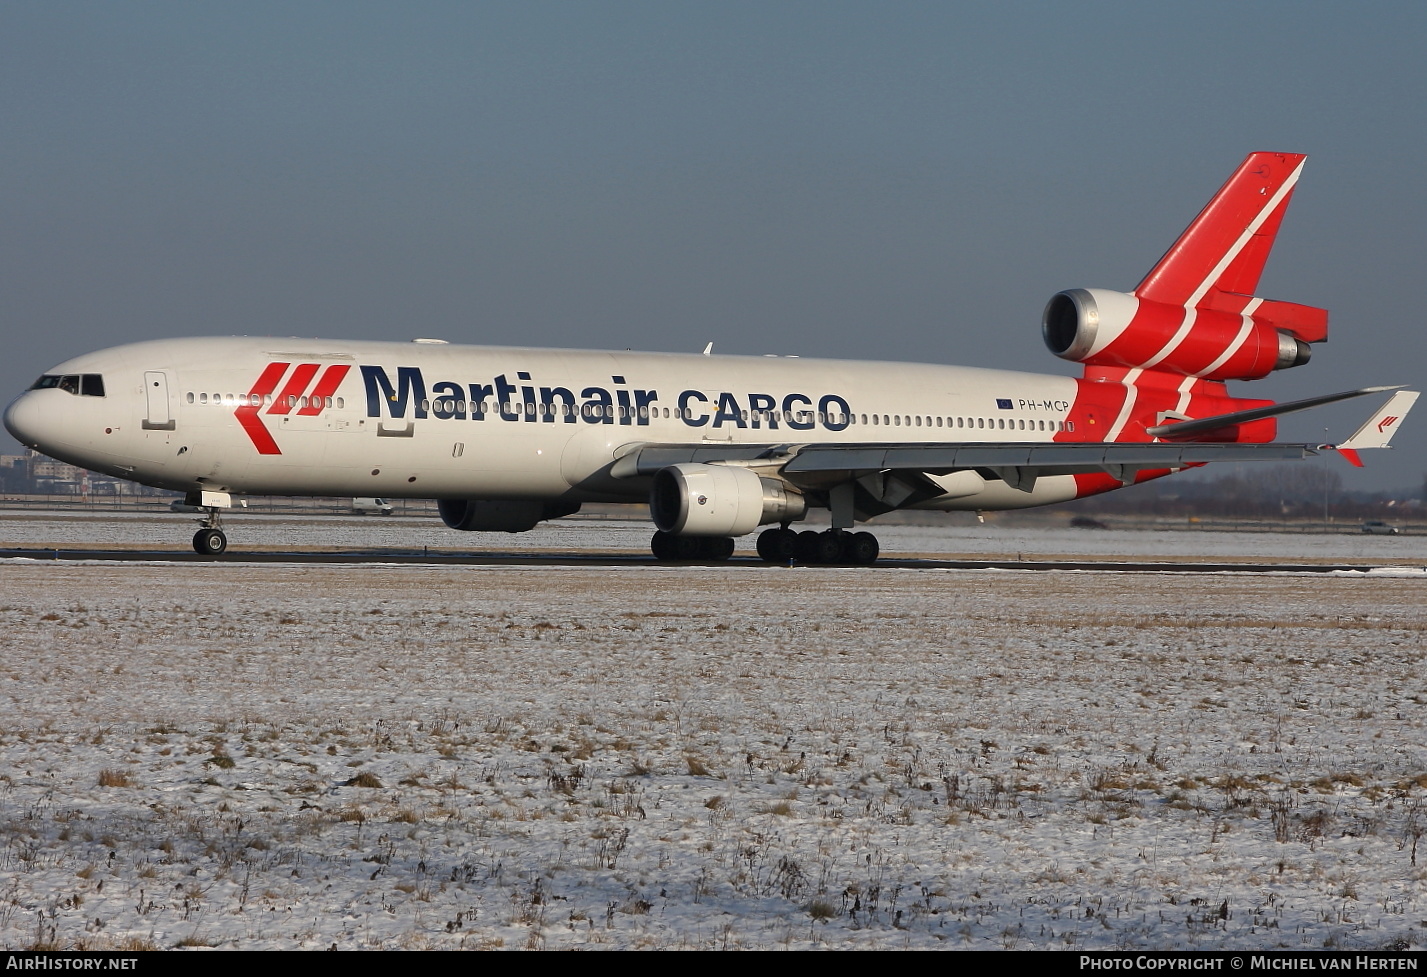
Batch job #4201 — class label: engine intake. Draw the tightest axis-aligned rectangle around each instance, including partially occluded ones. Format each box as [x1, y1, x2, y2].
[649, 464, 806, 536]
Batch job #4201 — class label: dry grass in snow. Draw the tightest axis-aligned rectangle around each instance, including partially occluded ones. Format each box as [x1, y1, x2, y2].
[0, 561, 1425, 950]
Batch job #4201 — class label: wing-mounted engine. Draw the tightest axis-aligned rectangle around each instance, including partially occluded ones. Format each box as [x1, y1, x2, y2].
[649, 463, 805, 536]
[437, 498, 580, 533]
[1042, 151, 1328, 382]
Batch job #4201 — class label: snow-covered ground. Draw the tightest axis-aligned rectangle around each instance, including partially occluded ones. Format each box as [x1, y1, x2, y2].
[2, 540, 1425, 950]
[3, 511, 1425, 564]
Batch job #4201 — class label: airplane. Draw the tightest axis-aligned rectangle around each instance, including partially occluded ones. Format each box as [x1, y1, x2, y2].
[3, 152, 1418, 563]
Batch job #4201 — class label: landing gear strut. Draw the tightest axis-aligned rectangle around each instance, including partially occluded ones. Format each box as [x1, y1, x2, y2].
[650, 531, 735, 562]
[756, 527, 879, 565]
[191, 508, 227, 556]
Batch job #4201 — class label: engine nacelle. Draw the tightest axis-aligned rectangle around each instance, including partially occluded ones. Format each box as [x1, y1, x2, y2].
[649, 464, 806, 537]
[1043, 288, 1313, 381]
[437, 498, 580, 533]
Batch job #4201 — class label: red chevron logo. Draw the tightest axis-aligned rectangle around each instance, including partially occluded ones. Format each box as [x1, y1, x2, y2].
[1378, 415, 1399, 434]
[235, 362, 351, 455]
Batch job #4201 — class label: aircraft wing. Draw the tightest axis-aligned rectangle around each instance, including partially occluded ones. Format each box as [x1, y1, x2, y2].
[612, 439, 1320, 489]
[612, 387, 1416, 493]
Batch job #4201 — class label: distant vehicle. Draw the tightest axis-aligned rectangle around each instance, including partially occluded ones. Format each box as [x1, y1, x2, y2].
[1361, 520, 1400, 535]
[352, 498, 394, 516]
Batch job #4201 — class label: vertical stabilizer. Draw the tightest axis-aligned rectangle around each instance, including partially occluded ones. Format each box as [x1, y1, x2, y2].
[1134, 152, 1307, 308]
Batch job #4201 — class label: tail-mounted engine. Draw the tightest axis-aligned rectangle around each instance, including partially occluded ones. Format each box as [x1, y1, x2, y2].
[1043, 287, 1323, 381]
[1042, 152, 1328, 383]
[649, 463, 806, 536]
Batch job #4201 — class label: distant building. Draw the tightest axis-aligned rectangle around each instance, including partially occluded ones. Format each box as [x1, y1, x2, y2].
[11, 450, 156, 497]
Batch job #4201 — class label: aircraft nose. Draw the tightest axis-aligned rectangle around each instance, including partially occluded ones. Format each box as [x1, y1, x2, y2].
[3, 393, 43, 448]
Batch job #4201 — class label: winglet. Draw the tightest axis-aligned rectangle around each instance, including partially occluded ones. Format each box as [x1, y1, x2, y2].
[1330, 389, 1420, 466]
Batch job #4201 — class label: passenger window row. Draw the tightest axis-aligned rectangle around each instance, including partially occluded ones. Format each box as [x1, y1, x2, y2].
[185, 392, 345, 409]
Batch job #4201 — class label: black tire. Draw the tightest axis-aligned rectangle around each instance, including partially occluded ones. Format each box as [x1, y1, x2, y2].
[756, 527, 796, 562]
[702, 536, 735, 561]
[673, 535, 704, 560]
[812, 531, 843, 564]
[847, 531, 880, 565]
[794, 530, 823, 562]
[650, 531, 678, 561]
[193, 528, 227, 556]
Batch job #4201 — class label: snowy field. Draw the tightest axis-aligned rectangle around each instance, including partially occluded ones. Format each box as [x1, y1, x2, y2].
[2, 547, 1426, 950]
[3, 510, 1426, 564]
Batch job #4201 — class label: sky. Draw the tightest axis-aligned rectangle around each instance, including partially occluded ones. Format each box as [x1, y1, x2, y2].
[3, 1, 1425, 493]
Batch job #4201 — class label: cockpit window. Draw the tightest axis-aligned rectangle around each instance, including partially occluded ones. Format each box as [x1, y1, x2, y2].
[29, 374, 106, 396]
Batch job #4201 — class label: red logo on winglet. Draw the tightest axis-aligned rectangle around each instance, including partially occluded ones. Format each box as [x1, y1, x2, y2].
[1378, 415, 1399, 434]
[235, 362, 351, 455]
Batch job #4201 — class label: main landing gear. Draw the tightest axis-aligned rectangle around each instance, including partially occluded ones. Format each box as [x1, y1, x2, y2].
[756, 527, 879, 565]
[647, 528, 881, 564]
[649, 531, 735, 561]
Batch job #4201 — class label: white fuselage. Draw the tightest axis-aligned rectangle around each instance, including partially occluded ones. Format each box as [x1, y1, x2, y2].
[5, 336, 1087, 513]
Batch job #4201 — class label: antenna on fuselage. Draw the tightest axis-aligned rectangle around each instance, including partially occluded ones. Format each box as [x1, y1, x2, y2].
[701, 342, 713, 356]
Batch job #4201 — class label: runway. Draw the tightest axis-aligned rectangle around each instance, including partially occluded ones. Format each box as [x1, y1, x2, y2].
[1, 544, 1423, 574]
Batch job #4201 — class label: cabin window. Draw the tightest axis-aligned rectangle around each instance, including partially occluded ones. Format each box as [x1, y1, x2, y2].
[335, 397, 344, 409]
[186, 392, 195, 404]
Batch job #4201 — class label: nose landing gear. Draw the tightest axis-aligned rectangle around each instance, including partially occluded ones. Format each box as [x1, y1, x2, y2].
[182, 491, 233, 556]
[192, 526, 228, 555]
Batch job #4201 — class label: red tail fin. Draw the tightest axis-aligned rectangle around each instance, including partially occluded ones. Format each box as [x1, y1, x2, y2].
[1135, 152, 1308, 310]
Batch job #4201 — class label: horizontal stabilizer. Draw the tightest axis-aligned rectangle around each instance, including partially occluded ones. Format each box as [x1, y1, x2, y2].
[1146, 386, 1400, 441]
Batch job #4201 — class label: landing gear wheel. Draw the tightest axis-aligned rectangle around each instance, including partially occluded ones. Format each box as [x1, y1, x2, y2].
[794, 530, 823, 562]
[847, 531, 880, 565]
[650, 531, 679, 561]
[812, 531, 844, 564]
[756, 527, 797, 562]
[651, 533, 734, 561]
[702, 536, 736, 562]
[193, 528, 228, 556]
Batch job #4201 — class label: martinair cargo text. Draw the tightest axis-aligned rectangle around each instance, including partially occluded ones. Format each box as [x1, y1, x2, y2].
[4, 153, 1417, 562]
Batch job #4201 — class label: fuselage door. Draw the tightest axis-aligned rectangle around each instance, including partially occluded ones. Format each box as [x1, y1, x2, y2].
[143, 371, 176, 431]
